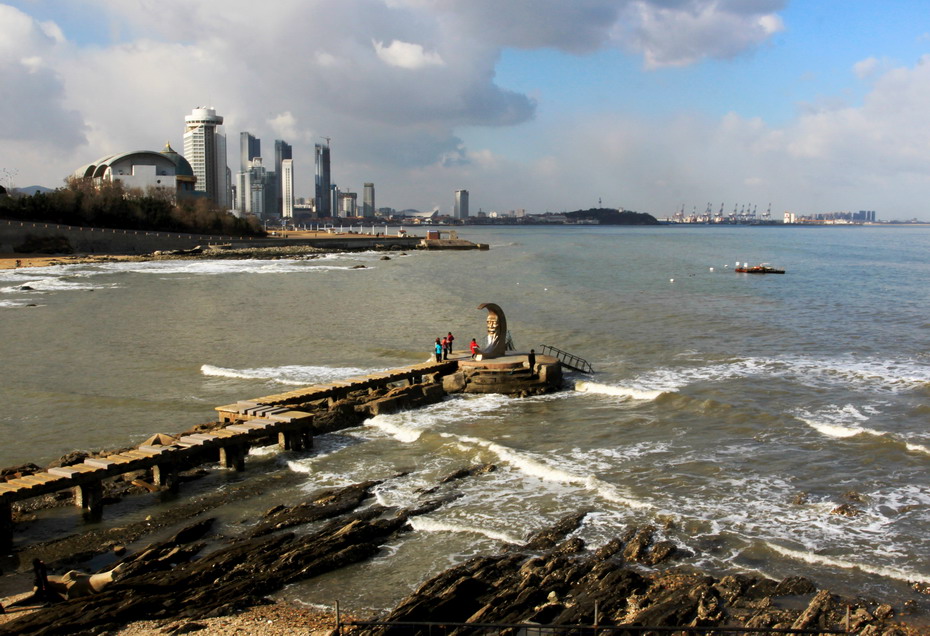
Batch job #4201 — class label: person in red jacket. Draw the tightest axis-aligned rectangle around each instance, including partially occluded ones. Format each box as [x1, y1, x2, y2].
[469, 338, 480, 359]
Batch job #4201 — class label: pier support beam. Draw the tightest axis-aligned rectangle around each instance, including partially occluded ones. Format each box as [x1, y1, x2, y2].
[0, 502, 12, 551]
[151, 464, 179, 491]
[279, 431, 313, 452]
[74, 482, 103, 517]
[219, 445, 246, 471]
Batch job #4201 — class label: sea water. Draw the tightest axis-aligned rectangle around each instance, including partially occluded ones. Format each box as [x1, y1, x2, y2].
[1, 225, 928, 614]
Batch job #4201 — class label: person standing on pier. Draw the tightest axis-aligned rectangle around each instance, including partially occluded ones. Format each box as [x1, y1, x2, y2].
[445, 332, 455, 358]
[441, 334, 450, 360]
[527, 349, 537, 376]
[470, 338, 480, 359]
[434, 338, 443, 363]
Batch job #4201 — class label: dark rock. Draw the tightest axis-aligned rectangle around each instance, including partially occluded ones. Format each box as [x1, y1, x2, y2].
[0, 463, 42, 480]
[831, 503, 862, 517]
[523, 513, 588, 551]
[47, 451, 90, 468]
[249, 480, 381, 537]
[773, 575, 817, 596]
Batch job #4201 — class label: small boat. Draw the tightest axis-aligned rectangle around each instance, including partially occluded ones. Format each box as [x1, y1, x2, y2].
[735, 263, 785, 274]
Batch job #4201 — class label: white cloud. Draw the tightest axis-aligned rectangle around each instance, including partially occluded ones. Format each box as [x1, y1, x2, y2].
[0, 5, 86, 153]
[8, 1, 930, 219]
[617, 0, 785, 68]
[853, 57, 877, 79]
[373, 39, 444, 69]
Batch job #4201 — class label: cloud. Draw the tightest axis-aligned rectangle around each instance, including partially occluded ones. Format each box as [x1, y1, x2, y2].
[21, 0, 930, 219]
[373, 39, 444, 68]
[0, 5, 86, 150]
[616, 0, 786, 68]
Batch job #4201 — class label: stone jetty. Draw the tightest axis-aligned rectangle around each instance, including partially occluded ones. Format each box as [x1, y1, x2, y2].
[0, 350, 561, 551]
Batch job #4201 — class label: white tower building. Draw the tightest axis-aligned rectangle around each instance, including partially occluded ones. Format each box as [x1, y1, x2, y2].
[183, 107, 228, 207]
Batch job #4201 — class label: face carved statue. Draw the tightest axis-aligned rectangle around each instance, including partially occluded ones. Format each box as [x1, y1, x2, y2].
[477, 303, 507, 358]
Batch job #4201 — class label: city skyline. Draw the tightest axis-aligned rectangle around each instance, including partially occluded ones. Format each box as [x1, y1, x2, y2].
[5, 2, 930, 219]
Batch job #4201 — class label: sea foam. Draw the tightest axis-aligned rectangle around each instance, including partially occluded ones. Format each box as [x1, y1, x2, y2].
[767, 542, 930, 584]
[574, 380, 663, 401]
[407, 517, 523, 545]
[452, 434, 652, 510]
[200, 363, 374, 385]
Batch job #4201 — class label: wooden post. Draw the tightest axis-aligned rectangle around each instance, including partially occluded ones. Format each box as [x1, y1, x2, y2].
[278, 431, 292, 451]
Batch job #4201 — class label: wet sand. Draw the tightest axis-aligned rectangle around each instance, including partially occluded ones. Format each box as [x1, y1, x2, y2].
[0, 253, 144, 270]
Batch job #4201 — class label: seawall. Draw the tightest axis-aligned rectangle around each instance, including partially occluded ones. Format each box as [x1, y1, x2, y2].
[0, 220, 423, 255]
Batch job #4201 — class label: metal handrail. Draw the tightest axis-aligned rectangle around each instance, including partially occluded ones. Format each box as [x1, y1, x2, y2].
[538, 344, 594, 374]
[344, 618, 848, 635]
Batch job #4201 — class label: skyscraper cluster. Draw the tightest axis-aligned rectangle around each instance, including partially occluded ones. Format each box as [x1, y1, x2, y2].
[235, 131, 294, 220]
[181, 106, 385, 221]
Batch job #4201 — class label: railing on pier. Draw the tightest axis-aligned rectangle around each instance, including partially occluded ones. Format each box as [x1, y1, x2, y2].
[538, 344, 594, 374]
[342, 619, 848, 635]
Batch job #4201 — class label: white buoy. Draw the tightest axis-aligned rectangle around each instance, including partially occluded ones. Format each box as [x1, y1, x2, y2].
[669, 278, 674, 283]
[709, 267, 714, 272]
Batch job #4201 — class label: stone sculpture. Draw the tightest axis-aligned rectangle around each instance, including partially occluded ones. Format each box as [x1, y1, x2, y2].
[477, 303, 507, 358]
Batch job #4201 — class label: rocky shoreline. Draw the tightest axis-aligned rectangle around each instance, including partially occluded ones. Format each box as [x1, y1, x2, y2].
[0, 367, 927, 634]
[0, 242, 411, 270]
[1, 465, 927, 634]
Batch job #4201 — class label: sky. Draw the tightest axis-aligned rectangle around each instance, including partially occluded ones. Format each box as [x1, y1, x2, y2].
[3, 1, 930, 220]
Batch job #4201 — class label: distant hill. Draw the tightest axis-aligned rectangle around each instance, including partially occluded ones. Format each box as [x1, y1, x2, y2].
[565, 208, 660, 225]
[14, 185, 54, 196]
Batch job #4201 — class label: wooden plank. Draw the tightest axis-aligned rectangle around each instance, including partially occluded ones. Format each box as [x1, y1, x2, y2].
[84, 458, 117, 469]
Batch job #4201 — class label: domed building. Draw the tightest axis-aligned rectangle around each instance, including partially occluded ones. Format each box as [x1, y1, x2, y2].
[71, 144, 197, 200]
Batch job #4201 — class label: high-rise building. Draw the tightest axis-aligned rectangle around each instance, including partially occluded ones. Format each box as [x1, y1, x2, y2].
[240, 132, 260, 173]
[339, 191, 357, 217]
[362, 182, 375, 218]
[274, 140, 292, 215]
[239, 156, 267, 218]
[281, 159, 294, 220]
[183, 107, 228, 207]
[454, 189, 469, 219]
[315, 142, 331, 217]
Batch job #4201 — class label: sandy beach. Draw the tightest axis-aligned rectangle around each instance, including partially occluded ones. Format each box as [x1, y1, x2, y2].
[0, 253, 146, 270]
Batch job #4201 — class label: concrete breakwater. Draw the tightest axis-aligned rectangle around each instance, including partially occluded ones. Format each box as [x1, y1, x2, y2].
[0, 352, 560, 551]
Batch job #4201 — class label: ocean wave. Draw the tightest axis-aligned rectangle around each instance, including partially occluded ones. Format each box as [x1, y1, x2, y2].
[574, 380, 663, 401]
[365, 415, 423, 443]
[767, 542, 930, 584]
[795, 404, 930, 455]
[407, 517, 523, 544]
[83, 258, 367, 277]
[0, 277, 110, 293]
[200, 363, 376, 385]
[453, 434, 652, 510]
[0, 299, 40, 308]
[630, 354, 930, 396]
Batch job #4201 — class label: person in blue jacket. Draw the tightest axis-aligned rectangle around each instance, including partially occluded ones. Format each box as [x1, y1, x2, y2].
[434, 337, 443, 362]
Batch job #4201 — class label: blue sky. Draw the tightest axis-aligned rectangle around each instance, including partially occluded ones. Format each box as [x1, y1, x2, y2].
[4, 1, 930, 219]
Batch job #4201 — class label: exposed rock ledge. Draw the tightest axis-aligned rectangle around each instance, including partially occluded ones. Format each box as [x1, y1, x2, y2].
[1, 473, 924, 635]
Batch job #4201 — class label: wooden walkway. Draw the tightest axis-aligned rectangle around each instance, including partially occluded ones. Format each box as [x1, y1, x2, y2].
[0, 358, 458, 550]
